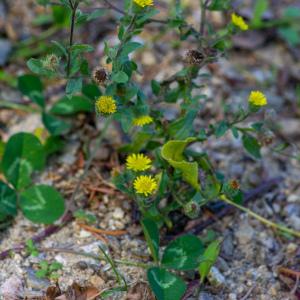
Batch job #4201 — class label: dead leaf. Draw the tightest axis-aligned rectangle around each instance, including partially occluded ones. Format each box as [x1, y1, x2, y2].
[55, 283, 99, 300]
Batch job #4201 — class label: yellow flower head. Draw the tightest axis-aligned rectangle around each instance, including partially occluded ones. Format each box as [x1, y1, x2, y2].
[133, 0, 154, 8]
[95, 96, 117, 115]
[248, 91, 267, 106]
[133, 115, 153, 127]
[126, 153, 152, 171]
[134, 175, 157, 196]
[231, 13, 249, 31]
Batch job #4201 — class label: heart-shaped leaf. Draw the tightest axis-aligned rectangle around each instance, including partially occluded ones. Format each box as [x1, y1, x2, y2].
[162, 234, 204, 270]
[161, 137, 200, 190]
[20, 185, 65, 224]
[141, 218, 159, 263]
[0, 181, 17, 216]
[147, 267, 186, 300]
[2, 133, 46, 189]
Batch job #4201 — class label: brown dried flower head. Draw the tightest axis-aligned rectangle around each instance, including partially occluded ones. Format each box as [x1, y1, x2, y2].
[229, 180, 240, 190]
[184, 49, 205, 65]
[93, 67, 108, 85]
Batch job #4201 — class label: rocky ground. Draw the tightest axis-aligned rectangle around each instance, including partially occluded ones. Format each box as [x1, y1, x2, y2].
[1, 0, 300, 299]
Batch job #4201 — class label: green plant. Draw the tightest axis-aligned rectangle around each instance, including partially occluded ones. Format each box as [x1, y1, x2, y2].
[35, 260, 63, 280]
[1, 0, 299, 299]
[26, 239, 40, 257]
[0, 132, 65, 224]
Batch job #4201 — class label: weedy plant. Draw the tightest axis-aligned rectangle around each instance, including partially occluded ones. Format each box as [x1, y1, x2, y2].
[1, 0, 300, 299]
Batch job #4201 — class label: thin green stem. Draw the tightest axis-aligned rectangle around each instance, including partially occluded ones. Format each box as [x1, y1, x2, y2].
[220, 195, 300, 238]
[67, 1, 79, 77]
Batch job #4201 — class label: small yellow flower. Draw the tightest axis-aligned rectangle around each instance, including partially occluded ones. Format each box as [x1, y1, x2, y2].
[231, 13, 249, 31]
[133, 0, 154, 8]
[134, 175, 157, 196]
[95, 96, 117, 115]
[133, 115, 153, 127]
[248, 91, 267, 106]
[126, 153, 152, 171]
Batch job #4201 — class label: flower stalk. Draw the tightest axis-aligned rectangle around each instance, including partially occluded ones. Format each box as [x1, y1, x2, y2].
[220, 195, 300, 238]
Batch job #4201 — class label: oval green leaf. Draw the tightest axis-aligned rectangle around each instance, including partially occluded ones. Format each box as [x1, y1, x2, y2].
[20, 185, 65, 224]
[162, 234, 204, 270]
[147, 267, 186, 300]
[2, 133, 46, 189]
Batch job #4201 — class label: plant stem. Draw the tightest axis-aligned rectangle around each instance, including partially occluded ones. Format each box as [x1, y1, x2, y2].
[67, 0, 79, 77]
[220, 195, 300, 238]
[200, 0, 205, 34]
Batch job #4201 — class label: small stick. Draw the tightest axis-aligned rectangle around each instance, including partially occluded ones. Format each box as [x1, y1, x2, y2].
[278, 267, 300, 279]
[78, 223, 127, 236]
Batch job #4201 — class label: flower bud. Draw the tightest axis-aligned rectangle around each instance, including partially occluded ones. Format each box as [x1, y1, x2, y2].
[42, 54, 60, 71]
[183, 201, 201, 219]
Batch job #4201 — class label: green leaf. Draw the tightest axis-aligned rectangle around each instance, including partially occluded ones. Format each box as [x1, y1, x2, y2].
[29, 91, 45, 108]
[208, 0, 230, 11]
[147, 267, 186, 300]
[168, 110, 197, 139]
[44, 136, 64, 156]
[242, 134, 261, 159]
[20, 185, 65, 224]
[50, 96, 94, 115]
[120, 42, 143, 59]
[82, 84, 101, 100]
[0, 181, 17, 216]
[27, 58, 55, 77]
[66, 78, 82, 95]
[18, 74, 43, 96]
[252, 0, 268, 27]
[215, 121, 228, 138]
[18, 75, 45, 107]
[151, 80, 161, 95]
[42, 113, 71, 136]
[112, 71, 129, 83]
[2, 133, 46, 189]
[52, 5, 70, 26]
[51, 40, 68, 57]
[71, 44, 94, 55]
[199, 240, 220, 283]
[161, 137, 200, 190]
[141, 218, 159, 263]
[162, 234, 204, 270]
